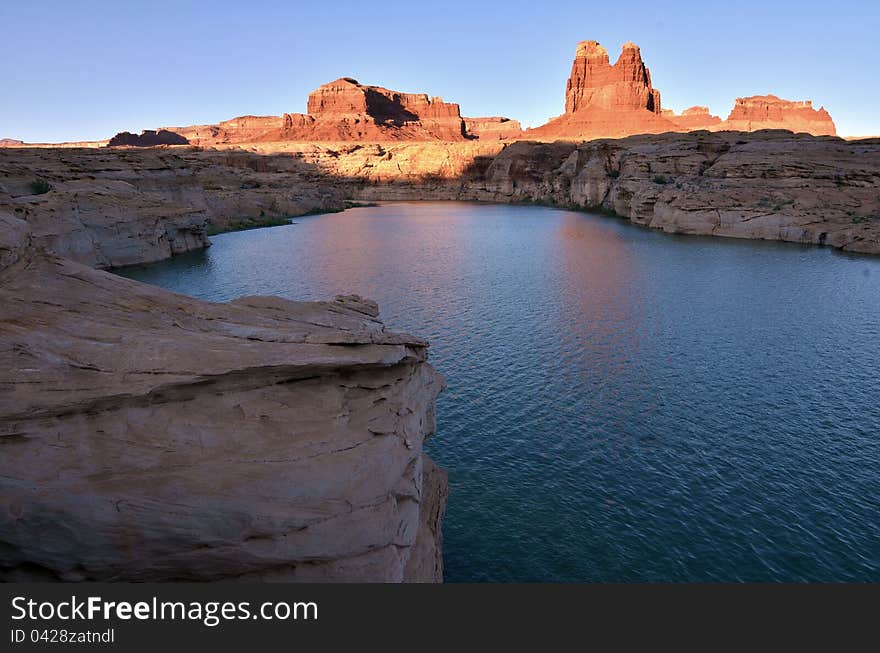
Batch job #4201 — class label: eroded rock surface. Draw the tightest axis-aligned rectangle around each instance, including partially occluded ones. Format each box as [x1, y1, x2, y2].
[0, 212, 447, 581]
[471, 132, 880, 254]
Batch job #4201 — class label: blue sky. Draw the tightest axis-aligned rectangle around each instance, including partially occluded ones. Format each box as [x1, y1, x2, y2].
[2, 0, 878, 141]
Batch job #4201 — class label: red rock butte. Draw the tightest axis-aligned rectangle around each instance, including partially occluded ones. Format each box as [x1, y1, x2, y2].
[159, 78, 522, 145]
[721, 95, 836, 136]
[525, 41, 681, 140]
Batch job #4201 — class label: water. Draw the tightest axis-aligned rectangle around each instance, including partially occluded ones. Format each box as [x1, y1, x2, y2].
[118, 202, 880, 582]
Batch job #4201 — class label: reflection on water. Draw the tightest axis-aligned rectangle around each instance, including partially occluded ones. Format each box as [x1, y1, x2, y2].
[119, 202, 880, 582]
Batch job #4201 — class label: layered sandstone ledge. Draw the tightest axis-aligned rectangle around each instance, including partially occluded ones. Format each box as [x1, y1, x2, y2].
[0, 211, 447, 582]
[461, 132, 880, 254]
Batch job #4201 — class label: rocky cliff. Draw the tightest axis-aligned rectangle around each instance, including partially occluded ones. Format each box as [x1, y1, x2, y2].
[467, 132, 879, 253]
[0, 209, 447, 582]
[276, 132, 876, 254]
[526, 41, 681, 140]
[0, 146, 349, 268]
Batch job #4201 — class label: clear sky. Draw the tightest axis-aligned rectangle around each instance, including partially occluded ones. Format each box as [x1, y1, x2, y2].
[2, 0, 878, 141]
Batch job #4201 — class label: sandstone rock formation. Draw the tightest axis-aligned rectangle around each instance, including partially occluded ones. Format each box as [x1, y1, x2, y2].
[0, 210, 447, 581]
[107, 129, 190, 147]
[0, 138, 24, 147]
[718, 95, 837, 136]
[157, 78, 519, 145]
[526, 41, 681, 141]
[663, 106, 723, 130]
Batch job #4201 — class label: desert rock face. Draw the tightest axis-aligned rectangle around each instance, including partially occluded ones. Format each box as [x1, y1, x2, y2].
[719, 95, 837, 136]
[663, 106, 723, 130]
[0, 211, 447, 582]
[526, 41, 681, 141]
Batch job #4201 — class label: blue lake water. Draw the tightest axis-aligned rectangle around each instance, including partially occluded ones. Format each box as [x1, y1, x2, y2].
[118, 202, 880, 582]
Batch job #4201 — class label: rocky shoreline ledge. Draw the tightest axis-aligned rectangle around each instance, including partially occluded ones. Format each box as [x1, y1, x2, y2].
[3, 131, 878, 259]
[0, 211, 446, 581]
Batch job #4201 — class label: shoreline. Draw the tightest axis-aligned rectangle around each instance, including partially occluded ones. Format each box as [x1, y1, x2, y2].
[4, 131, 875, 270]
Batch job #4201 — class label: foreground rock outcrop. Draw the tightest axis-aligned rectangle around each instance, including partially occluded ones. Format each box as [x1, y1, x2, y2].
[0, 211, 447, 581]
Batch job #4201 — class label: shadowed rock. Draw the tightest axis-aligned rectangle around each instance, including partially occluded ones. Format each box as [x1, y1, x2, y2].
[108, 129, 190, 147]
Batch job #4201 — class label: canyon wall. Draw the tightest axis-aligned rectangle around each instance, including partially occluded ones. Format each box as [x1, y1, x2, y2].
[0, 207, 447, 582]
[467, 132, 877, 253]
[0, 147, 348, 268]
